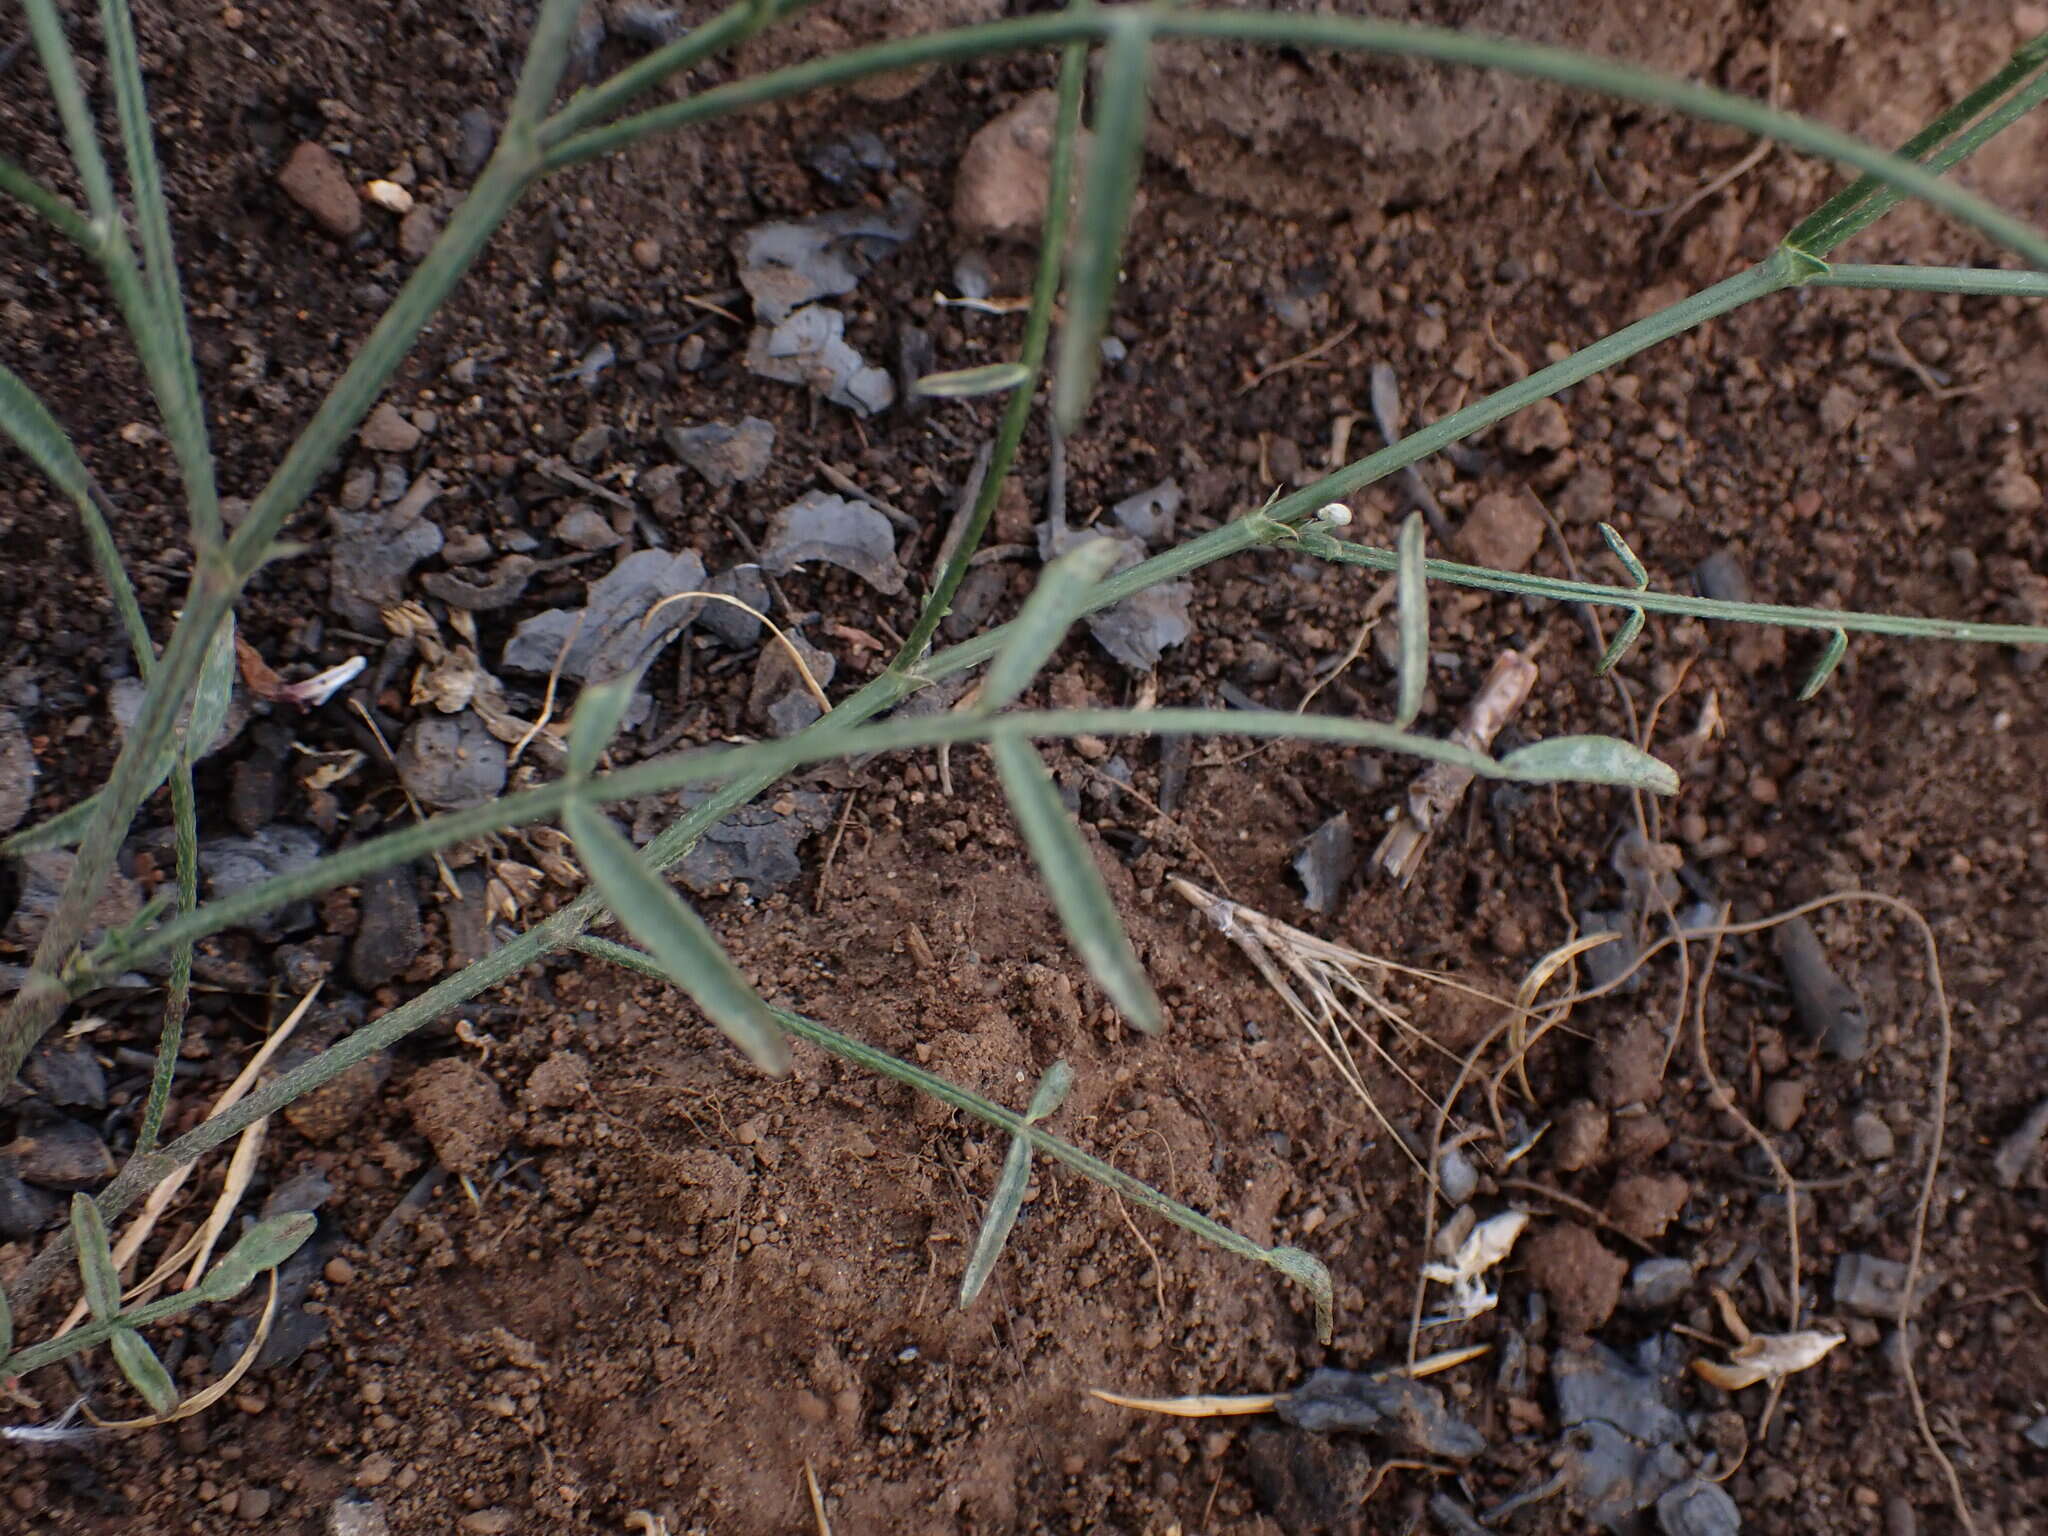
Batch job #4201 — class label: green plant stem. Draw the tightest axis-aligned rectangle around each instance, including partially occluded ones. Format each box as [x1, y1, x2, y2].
[0, 0, 590, 1084]
[1801, 46, 2048, 256]
[1786, 33, 2048, 254]
[1052, 12, 1152, 431]
[541, 0, 817, 144]
[24, 0, 222, 558]
[134, 761, 197, 1157]
[16, 237, 2048, 1314]
[891, 38, 1086, 668]
[0, 155, 93, 247]
[542, 8, 2048, 269]
[83, 483, 158, 677]
[22, 0, 121, 218]
[72, 513, 2048, 971]
[1289, 529, 2048, 642]
[97, 0, 220, 554]
[570, 936, 1330, 1333]
[1814, 263, 2048, 295]
[16, 13, 2048, 1313]
[0, 1268, 224, 1377]
[87, 703, 1669, 978]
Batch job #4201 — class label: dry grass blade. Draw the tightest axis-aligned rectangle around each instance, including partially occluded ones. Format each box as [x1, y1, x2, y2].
[81, 1270, 282, 1430]
[803, 1461, 834, 1536]
[50, 987, 318, 1340]
[1089, 1388, 1280, 1417]
[179, 1110, 268, 1289]
[1171, 877, 1464, 1185]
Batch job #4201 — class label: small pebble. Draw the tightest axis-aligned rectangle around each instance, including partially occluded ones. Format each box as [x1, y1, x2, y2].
[324, 1256, 357, 1286]
[237, 1487, 274, 1522]
[1835, 1251, 1932, 1318]
[630, 237, 662, 270]
[1436, 1143, 1478, 1205]
[328, 1497, 393, 1536]
[1627, 1256, 1694, 1309]
[1885, 1495, 1918, 1536]
[1763, 1077, 1806, 1132]
[278, 142, 361, 238]
[364, 179, 413, 215]
[397, 206, 440, 262]
[452, 108, 496, 180]
[1850, 1109, 1896, 1161]
[554, 504, 621, 550]
[1693, 549, 1751, 603]
[11, 1112, 116, 1190]
[354, 1453, 395, 1489]
[358, 403, 421, 454]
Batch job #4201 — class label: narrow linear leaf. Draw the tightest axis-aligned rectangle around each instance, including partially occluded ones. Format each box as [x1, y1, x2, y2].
[0, 1279, 13, 1361]
[0, 368, 152, 671]
[183, 612, 238, 761]
[1798, 628, 1850, 701]
[199, 1211, 318, 1303]
[1596, 607, 1646, 674]
[108, 1327, 179, 1416]
[71, 1193, 121, 1322]
[33, 627, 233, 855]
[565, 797, 790, 1073]
[1, 791, 104, 856]
[581, 936, 1336, 1337]
[960, 1059, 1075, 1308]
[1266, 1246, 1335, 1345]
[1052, 19, 1154, 433]
[915, 361, 1033, 399]
[1499, 734, 1680, 795]
[567, 672, 640, 780]
[1393, 511, 1428, 730]
[0, 361, 91, 502]
[990, 733, 1161, 1033]
[1598, 522, 1649, 589]
[982, 539, 1124, 712]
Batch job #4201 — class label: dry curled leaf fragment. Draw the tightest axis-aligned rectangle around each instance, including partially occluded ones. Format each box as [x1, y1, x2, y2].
[1692, 1329, 1844, 1391]
[235, 637, 365, 709]
[1422, 1209, 1527, 1324]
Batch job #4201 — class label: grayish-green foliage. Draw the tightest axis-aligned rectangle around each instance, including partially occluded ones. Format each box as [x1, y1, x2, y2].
[1, 0, 2046, 1388]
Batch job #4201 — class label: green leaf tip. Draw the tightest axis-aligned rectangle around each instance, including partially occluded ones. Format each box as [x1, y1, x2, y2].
[1499, 734, 1680, 795]
[983, 537, 1125, 713]
[991, 733, 1163, 1034]
[1265, 1245, 1334, 1344]
[565, 798, 791, 1074]
[1797, 628, 1850, 701]
[110, 1327, 179, 1416]
[566, 671, 641, 780]
[1597, 523, 1649, 590]
[71, 1193, 121, 1323]
[1595, 608, 1646, 675]
[202, 1210, 319, 1301]
[958, 1059, 1075, 1309]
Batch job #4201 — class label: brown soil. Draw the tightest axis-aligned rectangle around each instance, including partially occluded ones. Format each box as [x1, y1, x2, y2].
[4, 1, 2048, 1533]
